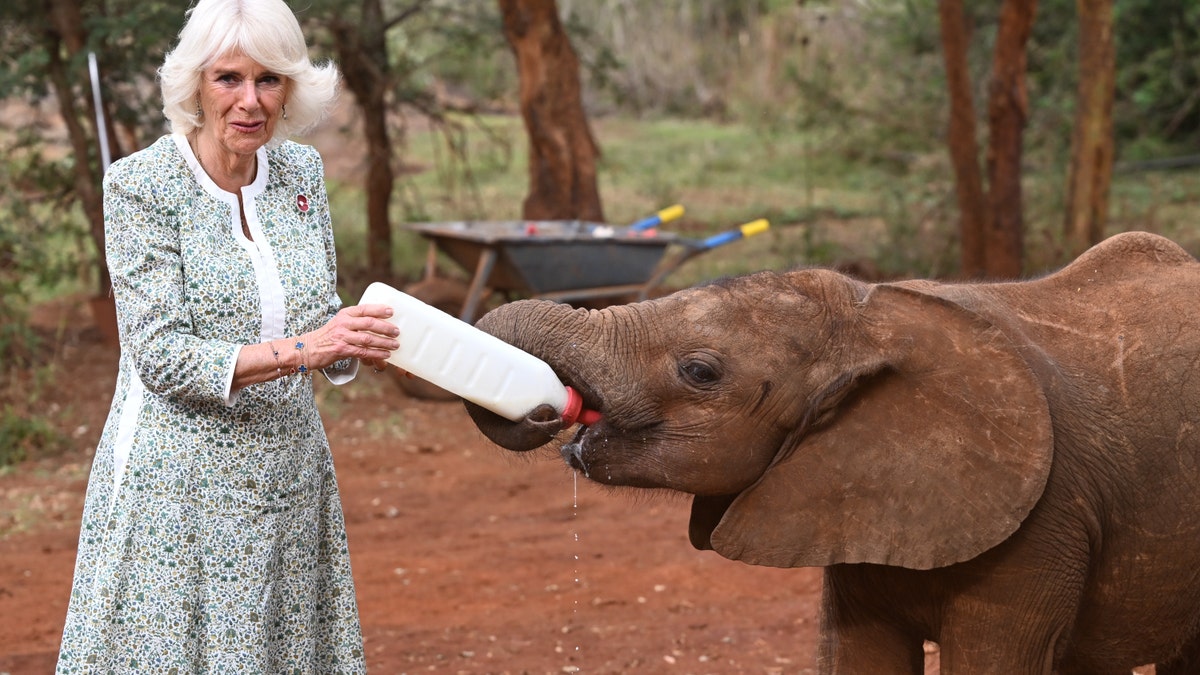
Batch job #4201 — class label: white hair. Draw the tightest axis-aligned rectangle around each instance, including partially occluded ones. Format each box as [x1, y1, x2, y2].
[159, 0, 340, 145]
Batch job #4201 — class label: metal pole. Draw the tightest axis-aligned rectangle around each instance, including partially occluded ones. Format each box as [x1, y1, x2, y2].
[87, 52, 111, 173]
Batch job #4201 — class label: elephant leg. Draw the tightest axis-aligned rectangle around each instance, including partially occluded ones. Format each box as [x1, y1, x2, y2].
[817, 573, 925, 675]
[937, 633, 1055, 675]
[816, 613, 925, 675]
[937, 606, 1067, 675]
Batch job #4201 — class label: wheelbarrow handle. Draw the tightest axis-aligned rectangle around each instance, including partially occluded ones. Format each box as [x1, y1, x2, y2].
[700, 218, 770, 249]
[628, 204, 685, 232]
[636, 217, 770, 301]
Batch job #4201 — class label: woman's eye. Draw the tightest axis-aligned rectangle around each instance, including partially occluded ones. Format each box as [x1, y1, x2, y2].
[259, 75, 281, 86]
[680, 360, 719, 385]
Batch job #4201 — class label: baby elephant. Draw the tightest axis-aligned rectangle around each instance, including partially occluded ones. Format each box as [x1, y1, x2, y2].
[464, 231, 1200, 675]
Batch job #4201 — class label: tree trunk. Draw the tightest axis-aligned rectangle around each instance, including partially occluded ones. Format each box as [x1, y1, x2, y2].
[45, 0, 119, 297]
[48, 0, 126, 165]
[1063, 0, 1115, 257]
[331, 0, 395, 278]
[938, 0, 989, 279]
[984, 0, 1038, 279]
[499, 0, 604, 222]
[43, 30, 110, 297]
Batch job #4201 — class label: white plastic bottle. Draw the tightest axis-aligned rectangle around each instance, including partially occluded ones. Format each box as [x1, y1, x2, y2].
[358, 282, 598, 426]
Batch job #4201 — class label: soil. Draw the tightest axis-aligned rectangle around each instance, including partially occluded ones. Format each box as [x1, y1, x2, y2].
[2, 299, 1163, 675]
[0, 300, 918, 675]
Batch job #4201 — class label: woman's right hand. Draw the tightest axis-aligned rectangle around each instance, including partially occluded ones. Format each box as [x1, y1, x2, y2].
[298, 303, 400, 372]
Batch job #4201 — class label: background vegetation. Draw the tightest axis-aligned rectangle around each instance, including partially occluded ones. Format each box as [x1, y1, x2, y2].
[2, 0, 1199, 466]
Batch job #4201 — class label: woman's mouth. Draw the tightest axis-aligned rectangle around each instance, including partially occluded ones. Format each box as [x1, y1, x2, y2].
[231, 120, 265, 133]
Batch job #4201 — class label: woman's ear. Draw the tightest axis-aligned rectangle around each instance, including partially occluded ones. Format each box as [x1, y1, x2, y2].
[704, 284, 1053, 570]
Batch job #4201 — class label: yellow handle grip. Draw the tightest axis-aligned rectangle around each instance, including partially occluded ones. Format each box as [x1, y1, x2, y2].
[739, 218, 770, 238]
[657, 204, 685, 224]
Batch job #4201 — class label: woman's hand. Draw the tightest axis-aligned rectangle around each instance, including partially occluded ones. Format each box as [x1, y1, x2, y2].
[232, 304, 402, 392]
[299, 303, 400, 371]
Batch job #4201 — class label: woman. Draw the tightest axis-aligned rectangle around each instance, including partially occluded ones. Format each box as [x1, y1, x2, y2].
[56, 1, 395, 672]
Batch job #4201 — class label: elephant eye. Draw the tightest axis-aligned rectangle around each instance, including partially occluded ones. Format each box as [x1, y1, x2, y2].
[679, 358, 721, 386]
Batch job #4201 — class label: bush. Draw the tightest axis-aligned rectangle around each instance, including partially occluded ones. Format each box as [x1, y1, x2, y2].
[0, 134, 85, 468]
[0, 406, 68, 467]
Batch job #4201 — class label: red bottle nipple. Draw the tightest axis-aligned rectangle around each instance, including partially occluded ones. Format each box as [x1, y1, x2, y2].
[562, 386, 602, 427]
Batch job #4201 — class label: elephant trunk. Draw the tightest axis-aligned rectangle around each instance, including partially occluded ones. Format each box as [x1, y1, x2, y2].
[466, 299, 607, 451]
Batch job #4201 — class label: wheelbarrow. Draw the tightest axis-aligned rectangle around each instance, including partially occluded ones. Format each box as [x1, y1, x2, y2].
[395, 206, 769, 398]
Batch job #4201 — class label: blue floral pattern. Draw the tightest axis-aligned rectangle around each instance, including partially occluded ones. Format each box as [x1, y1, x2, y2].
[57, 135, 365, 673]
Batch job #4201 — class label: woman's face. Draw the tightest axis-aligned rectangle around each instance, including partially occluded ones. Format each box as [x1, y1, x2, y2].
[195, 51, 290, 159]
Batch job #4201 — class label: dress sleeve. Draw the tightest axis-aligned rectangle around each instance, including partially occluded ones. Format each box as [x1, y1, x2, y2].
[308, 151, 358, 386]
[104, 161, 242, 405]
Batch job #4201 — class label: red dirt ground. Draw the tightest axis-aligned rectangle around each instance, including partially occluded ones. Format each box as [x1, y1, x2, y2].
[4, 300, 1162, 675]
[1, 301, 843, 675]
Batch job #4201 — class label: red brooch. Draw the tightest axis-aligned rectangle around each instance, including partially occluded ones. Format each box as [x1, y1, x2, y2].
[297, 194, 309, 212]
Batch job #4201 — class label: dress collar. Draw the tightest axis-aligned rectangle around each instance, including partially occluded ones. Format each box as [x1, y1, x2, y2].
[172, 133, 268, 200]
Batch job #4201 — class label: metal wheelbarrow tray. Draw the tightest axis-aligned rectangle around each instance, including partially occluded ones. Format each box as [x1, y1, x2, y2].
[406, 215, 768, 324]
[408, 220, 685, 322]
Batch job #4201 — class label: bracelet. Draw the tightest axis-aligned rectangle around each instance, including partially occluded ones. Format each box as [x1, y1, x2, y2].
[269, 341, 285, 378]
[295, 340, 310, 376]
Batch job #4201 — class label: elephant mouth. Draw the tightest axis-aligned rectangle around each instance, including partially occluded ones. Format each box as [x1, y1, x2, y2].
[558, 415, 665, 485]
[549, 373, 661, 484]
[560, 426, 590, 474]
[552, 372, 607, 426]
[560, 421, 616, 481]
[554, 374, 605, 476]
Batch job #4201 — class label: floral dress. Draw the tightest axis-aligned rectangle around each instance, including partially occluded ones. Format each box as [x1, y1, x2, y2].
[56, 135, 366, 674]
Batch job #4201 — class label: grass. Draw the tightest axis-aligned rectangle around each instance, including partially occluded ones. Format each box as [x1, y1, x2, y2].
[329, 113, 919, 289]
[346, 112, 1200, 288]
[16, 112, 1200, 309]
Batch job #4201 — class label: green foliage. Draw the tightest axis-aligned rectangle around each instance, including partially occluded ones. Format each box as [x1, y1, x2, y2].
[392, 113, 524, 222]
[1114, 0, 1200, 146]
[0, 111, 95, 469]
[0, 1, 181, 143]
[305, 0, 512, 108]
[0, 406, 69, 467]
[409, 4, 510, 104]
[0, 1, 1197, 351]
[562, 0, 772, 116]
[0, 135, 82, 363]
[0, 0, 185, 303]
[749, 0, 1200, 277]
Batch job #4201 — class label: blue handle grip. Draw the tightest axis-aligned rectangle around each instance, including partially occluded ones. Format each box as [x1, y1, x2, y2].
[701, 231, 740, 248]
[629, 204, 685, 232]
[629, 215, 662, 232]
[700, 218, 770, 249]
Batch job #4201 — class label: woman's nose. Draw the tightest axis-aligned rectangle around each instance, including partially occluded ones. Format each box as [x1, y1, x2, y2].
[238, 81, 260, 108]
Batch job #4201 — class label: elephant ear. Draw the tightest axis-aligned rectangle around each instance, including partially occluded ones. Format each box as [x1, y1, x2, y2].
[706, 284, 1053, 570]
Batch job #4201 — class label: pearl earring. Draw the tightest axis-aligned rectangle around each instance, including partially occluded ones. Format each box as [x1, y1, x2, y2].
[282, 104, 288, 120]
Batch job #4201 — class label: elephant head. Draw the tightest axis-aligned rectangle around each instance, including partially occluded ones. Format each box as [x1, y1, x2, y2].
[465, 268, 1053, 571]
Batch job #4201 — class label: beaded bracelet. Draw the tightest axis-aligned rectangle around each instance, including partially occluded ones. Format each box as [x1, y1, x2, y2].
[269, 341, 285, 378]
[295, 340, 310, 376]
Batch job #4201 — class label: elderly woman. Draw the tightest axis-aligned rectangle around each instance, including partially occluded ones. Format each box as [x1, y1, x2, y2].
[56, 0, 396, 671]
